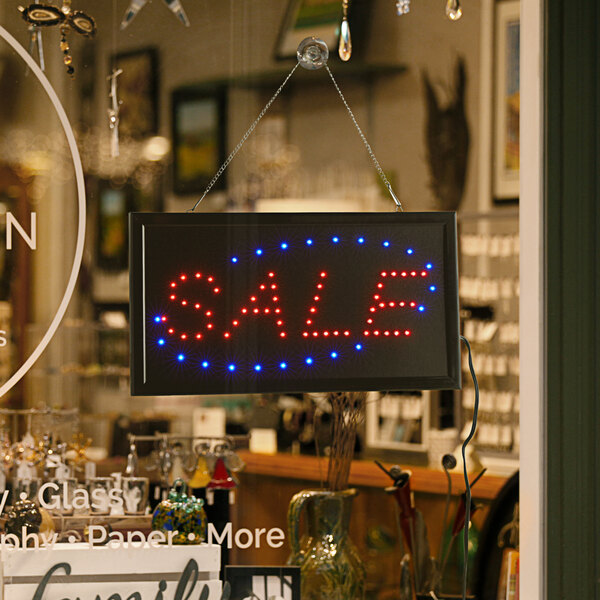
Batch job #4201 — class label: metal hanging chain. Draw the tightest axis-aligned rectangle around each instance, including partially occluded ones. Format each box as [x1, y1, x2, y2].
[189, 62, 300, 212]
[189, 58, 402, 212]
[325, 65, 402, 211]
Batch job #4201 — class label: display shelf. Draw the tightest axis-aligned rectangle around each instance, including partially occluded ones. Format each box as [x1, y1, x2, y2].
[238, 451, 507, 500]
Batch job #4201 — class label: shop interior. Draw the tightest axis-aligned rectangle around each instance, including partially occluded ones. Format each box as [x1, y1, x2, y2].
[0, 1, 522, 599]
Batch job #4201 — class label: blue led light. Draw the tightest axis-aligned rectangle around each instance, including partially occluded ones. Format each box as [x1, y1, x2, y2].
[255, 248, 263, 256]
[407, 248, 414, 255]
[330, 351, 338, 359]
[254, 364, 262, 372]
[280, 242, 288, 250]
[201, 361, 209, 369]
[355, 343, 363, 351]
[279, 362, 287, 370]
[228, 364, 236, 372]
[306, 238, 313, 246]
[429, 285, 437, 292]
[418, 305, 425, 312]
[154, 316, 161, 323]
[305, 357, 313, 365]
[426, 262, 433, 269]
[158, 338, 165, 346]
[332, 236, 340, 243]
[231, 256, 238, 263]
[383, 240, 390, 247]
[357, 237, 365, 244]
[177, 354, 185, 362]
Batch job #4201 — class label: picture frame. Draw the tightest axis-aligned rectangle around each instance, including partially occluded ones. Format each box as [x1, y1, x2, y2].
[111, 48, 158, 139]
[493, 1, 520, 202]
[224, 566, 301, 600]
[171, 87, 227, 195]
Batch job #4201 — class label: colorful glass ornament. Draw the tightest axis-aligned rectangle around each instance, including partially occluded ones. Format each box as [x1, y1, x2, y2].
[206, 456, 237, 505]
[338, 0, 351, 61]
[120, 0, 190, 30]
[18, 0, 96, 77]
[188, 454, 212, 489]
[151, 478, 207, 545]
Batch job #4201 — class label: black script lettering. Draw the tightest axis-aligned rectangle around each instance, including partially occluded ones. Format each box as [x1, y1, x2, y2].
[107, 595, 122, 600]
[174, 559, 199, 600]
[126, 594, 142, 600]
[33, 562, 71, 600]
[154, 580, 167, 600]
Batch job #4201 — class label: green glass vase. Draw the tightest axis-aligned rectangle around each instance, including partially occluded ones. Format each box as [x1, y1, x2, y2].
[287, 488, 365, 600]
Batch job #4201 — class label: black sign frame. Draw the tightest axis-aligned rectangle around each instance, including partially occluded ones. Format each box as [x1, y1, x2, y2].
[130, 212, 460, 396]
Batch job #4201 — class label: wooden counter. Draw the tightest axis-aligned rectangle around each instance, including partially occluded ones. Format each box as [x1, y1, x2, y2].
[238, 451, 507, 500]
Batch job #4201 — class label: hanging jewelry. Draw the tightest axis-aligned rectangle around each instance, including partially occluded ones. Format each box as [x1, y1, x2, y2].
[338, 0, 351, 61]
[107, 68, 123, 158]
[396, 0, 410, 15]
[18, 0, 96, 77]
[24, 1, 46, 70]
[120, 0, 189, 30]
[445, 0, 463, 21]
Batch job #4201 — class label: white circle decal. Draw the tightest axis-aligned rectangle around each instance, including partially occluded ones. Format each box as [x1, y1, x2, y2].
[0, 26, 86, 398]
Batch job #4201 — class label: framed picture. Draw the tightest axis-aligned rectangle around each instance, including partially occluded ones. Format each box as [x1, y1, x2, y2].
[224, 566, 301, 600]
[111, 48, 158, 139]
[171, 87, 227, 195]
[493, 1, 520, 202]
[96, 180, 131, 272]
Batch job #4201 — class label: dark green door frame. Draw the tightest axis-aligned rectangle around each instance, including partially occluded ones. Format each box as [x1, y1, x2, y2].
[545, 0, 599, 597]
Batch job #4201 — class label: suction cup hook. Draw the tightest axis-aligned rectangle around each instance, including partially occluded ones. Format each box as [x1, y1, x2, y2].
[297, 37, 329, 70]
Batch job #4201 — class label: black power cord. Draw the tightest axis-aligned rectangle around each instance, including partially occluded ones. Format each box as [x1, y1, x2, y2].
[459, 335, 480, 600]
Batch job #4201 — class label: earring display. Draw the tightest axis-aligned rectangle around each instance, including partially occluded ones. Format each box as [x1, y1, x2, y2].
[18, 0, 96, 77]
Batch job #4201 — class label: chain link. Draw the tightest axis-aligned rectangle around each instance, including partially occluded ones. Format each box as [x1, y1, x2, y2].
[325, 65, 403, 211]
[189, 63, 300, 212]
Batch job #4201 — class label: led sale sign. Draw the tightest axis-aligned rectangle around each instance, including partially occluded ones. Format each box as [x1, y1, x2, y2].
[129, 212, 460, 395]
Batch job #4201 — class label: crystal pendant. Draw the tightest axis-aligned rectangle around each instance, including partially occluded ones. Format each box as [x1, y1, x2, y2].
[396, 0, 410, 15]
[445, 0, 463, 21]
[338, 18, 352, 61]
[297, 37, 329, 70]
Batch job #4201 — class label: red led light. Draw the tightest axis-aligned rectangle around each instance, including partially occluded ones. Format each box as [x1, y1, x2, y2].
[170, 295, 176, 300]
[333, 331, 339, 336]
[275, 308, 281, 314]
[314, 296, 320, 301]
[306, 319, 312, 325]
[195, 303, 200, 309]
[224, 332, 230, 338]
[404, 330, 411, 336]
[280, 332, 286, 338]
[310, 307, 316, 313]
[170, 282, 176, 288]
[232, 320, 239, 326]
[272, 296, 279, 302]
[168, 328, 174, 334]
[323, 331, 329, 336]
[411, 271, 417, 277]
[181, 300, 187, 306]
[364, 330, 370, 336]
[399, 301, 406, 307]
[277, 320, 283, 326]
[381, 272, 387, 277]
[271, 284, 277, 290]
[370, 307, 376, 313]
[313, 332, 319, 337]
[264, 308, 270, 314]
[195, 273, 202, 278]
[253, 308, 259, 314]
[389, 302, 395, 307]
[205, 311, 212, 317]
[196, 333, 202, 339]
[374, 294, 380, 300]
[367, 319, 373, 324]
[181, 334, 187, 340]
[377, 283, 384, 289]
[268, 272, 275, 278]
[241, 308, 248, 314]
[180, 275, 186, 281]
[161, 316, 167, 322]
[207, 276, 214, 282]
[213, 287, 220, 294]
[260, 284, 266, 290]
[384, 330, 390, 336]
[421, 271, 427, 277]
[401, 272, 407, 277]
[394, 330, 400, 336]
[207, 323, 213, 329]
[344, 331, 350, 336]
[410, 302, 416, 307]
[250, 296, 257, 302]
[391, 271, 397, 277]
[317, 284, 323, 289]
[379, 302, 385, 308]
[303, 332, 309, 337]
[374, 330, 380, 336]
[320, 272, 327, 278]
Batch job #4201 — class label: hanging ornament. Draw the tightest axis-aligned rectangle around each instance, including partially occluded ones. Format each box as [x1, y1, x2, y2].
[445, 0, 463, 21]
[338, 0, 352, 61]
[120, 0, 190, 30]
[18, 0, 96, 77]
[25, 1, 46, 70]
[206, 456, 237, 506]
[188, 453, 213, 489]
[396, 0, 410, 15]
